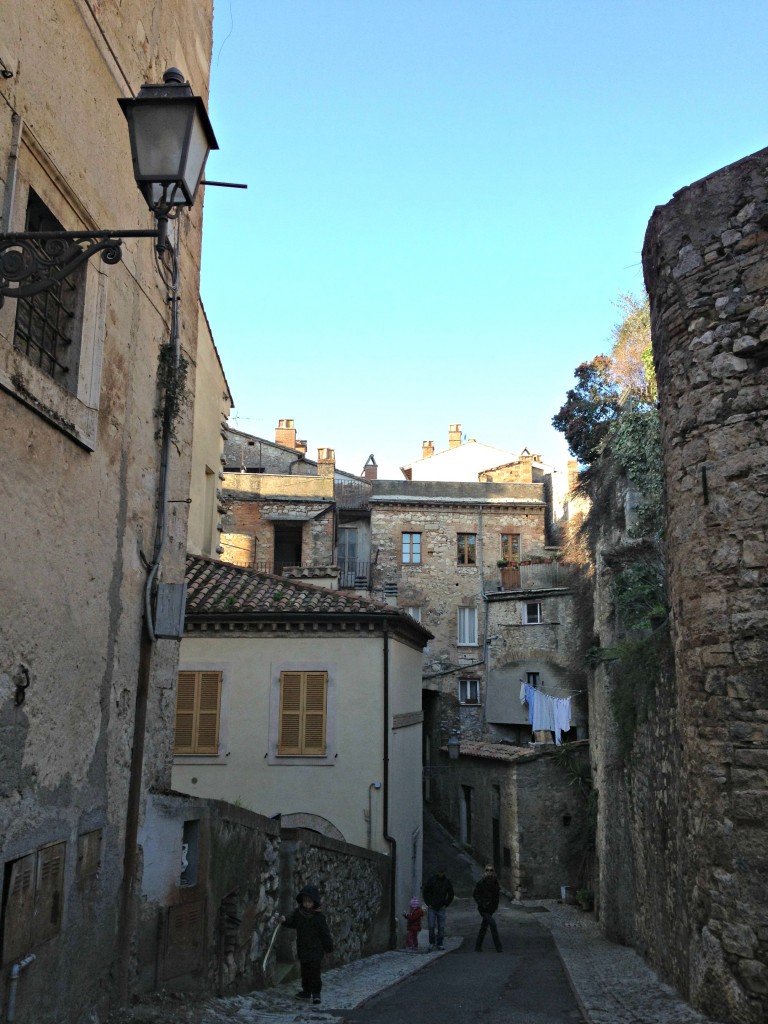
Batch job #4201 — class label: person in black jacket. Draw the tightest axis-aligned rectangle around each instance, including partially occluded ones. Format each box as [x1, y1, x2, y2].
[422, 867, 454, 950]
[473, 864, 503, 952]
[281, 884, 334, 1003]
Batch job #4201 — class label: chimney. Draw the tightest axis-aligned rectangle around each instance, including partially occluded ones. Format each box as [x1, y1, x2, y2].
[422, 440, 435, 459]
[275, 418, 297, 449]
[362, 455, 378, 480]
[448, 423, 462, 449]
[317, 447, 336, 478]
[295, 438, 308, 455]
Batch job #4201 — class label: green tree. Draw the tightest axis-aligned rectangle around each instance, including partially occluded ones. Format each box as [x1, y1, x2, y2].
[552, 355, 620, 464]
[610, 293, 655, 403]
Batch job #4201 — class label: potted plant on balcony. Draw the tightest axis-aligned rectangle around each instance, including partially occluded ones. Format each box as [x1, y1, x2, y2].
[576, 887, 594, 911]
[497, 559, 520, 590]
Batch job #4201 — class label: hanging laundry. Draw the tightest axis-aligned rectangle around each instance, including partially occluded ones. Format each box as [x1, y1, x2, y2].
[552, 696, 572, 745]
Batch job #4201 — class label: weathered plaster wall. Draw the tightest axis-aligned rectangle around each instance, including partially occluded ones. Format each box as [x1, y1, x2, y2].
[0, 3, 212, 1022]
[640, 148, 768, 1023]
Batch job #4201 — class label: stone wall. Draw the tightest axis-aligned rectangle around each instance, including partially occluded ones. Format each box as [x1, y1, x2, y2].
[137, 797, 391, 997]
[428, 742, 591, 899]
[640, 147, 768, 1023]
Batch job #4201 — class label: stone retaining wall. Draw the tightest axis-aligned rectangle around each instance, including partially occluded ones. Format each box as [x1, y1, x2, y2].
[641, 146, 768, 1024]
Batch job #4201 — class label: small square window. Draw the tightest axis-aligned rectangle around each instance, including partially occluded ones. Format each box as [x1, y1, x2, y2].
[526, 671, 540, 687]
[523, 602, 542, 625]
[459, 678, 480, 705]
[402, 532, 421, 564]
[403, 606, 421, 623]
[457, 533, 477, 565]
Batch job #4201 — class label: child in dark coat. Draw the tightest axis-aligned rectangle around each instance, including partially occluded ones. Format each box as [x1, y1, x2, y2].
[403, 897, 423, 950]
[281, 884, 334, 1004]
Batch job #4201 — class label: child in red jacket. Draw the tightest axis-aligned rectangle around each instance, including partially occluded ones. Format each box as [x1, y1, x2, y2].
[403, 897, 423, 950]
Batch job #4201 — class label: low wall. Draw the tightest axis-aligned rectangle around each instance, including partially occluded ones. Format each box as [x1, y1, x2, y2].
[136, 794, 390, 999]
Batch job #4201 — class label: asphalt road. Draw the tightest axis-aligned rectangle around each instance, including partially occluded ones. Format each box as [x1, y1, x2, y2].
[342, 897, 585, 1024]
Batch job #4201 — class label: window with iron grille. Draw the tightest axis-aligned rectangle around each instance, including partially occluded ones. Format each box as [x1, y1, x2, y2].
[457, 532, 476, 565]
[12, 190, 85, 392]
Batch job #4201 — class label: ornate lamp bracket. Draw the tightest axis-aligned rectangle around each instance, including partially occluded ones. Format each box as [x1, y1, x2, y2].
[0, 229, 159, 306]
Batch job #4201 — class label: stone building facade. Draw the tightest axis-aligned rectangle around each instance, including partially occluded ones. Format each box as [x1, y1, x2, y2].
[599, 146, 768, 1023]
[0, 5, 215, 1022]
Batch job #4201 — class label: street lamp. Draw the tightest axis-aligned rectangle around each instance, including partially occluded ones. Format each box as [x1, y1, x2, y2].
[0, 68, 218, 301]
[118, 67, 218, 247]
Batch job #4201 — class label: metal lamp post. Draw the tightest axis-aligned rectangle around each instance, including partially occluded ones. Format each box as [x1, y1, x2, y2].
[0, 67, 218, 302]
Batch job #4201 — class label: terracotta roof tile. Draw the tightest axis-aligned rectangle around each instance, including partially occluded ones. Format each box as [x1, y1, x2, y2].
[185, 554, 426, 627]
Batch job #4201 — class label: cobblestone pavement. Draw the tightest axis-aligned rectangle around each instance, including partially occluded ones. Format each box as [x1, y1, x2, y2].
[109, 899, 725, 1024]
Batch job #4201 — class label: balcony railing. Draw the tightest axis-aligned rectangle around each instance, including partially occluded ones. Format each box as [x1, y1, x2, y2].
[338, 560, 372, 589]
[496, 561, 576, 592]
[334, 479, 372, 510]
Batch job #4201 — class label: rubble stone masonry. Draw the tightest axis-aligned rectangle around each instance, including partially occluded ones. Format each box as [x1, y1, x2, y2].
[642, 147, 768, 1023]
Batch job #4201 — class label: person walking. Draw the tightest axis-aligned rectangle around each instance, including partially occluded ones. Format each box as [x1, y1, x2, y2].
[473, 864, 503, 952]
[403, 897, 424, 950]
[423, 866, 454, 951]
[281, 883, 334, 1004]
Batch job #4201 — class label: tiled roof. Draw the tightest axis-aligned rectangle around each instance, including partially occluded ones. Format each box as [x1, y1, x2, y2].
[185, 554, 425, 626]
[452, 739, 589, 763]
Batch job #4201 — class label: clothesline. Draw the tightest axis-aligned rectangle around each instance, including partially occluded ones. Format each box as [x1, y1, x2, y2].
[519, 683, 573, 745]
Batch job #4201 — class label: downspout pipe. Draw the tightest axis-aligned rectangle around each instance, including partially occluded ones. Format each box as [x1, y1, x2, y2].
[7, 954, 35, 1023]
[382, 625, 397, 949]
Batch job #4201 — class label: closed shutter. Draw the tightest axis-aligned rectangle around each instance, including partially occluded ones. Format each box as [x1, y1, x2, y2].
[31, 843, 66, 945]
[2, 853, 35, 962]
[278, 672, 303, 754]
[196, 672, 221, 754]
[174, 671, 222, 755]
[303, 673, 327, 755]
[278, 671, 327, 755]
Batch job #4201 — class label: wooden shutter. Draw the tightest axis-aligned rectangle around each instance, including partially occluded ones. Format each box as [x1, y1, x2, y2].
[278, 672, 303, 754]
[196, 672, 221, 754]
[174, 671, 221, 754]
[31, 842, 66, 945]
[2, 853, 35, 962]
[303, 673, 327, 754]
[278, 671, 327, 755]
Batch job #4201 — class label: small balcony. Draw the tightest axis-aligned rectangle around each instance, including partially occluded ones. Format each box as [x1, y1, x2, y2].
[337, 560, 373, 589]
[496, 561, 576, 592]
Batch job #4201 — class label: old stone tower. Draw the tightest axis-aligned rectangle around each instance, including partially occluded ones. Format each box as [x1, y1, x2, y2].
[642, 148, 768, 1023]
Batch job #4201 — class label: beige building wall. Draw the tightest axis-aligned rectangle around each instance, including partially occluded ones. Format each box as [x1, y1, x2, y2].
[187, 305, 232, 557]
[0, 4, 213, 1021]
[173, 629, 424, 939]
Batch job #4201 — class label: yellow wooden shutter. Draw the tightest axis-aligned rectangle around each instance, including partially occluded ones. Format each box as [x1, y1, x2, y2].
[175, 671, 222, 754]
[302, 672, 327, 754]
[174, 672, 197, 753]
[196, 672, 222, 753]
[278, 672, 303, 754]
[278, 671, 327, 754]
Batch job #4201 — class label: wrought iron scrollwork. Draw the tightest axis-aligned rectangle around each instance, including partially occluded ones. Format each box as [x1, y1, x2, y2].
[0, 229, 159, 306]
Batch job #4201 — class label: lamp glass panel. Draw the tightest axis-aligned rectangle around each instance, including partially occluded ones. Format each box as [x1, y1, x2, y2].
[181, 113, 210, 199]
[130, 102, 192, 179]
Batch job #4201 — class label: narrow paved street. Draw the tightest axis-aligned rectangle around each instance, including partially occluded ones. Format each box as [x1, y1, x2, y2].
[343, 897, 584, 1024]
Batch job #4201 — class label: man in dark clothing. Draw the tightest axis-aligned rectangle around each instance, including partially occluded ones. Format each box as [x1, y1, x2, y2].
[423, 867, 454, 950]
[281, 884, 334, 1003]
[473, 864, 503, 952]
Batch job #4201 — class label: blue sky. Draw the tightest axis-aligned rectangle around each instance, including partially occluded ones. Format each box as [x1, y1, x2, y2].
[199, 0, 768, 478]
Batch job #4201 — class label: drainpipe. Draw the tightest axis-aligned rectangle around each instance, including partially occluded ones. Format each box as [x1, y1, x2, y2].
[382, 626, 397, 949]
[7, 954, 35, 1023]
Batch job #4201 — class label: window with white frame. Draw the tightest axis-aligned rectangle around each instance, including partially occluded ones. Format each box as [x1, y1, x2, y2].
[457, 606, 478, 645]
[401, 532, 421, 564]
[523, 602, 543, 625]
[403, 605, 421, 623]
[459, 678, 481, 705]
